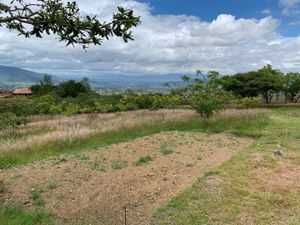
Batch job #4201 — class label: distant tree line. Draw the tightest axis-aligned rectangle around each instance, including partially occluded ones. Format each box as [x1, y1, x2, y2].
[1, 64, 300, 129]
[221, 65, 300, 104]
[31, 75, 92, 98]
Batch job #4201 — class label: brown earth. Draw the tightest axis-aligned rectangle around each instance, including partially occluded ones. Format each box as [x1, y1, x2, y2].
[254, 160, 300, 191]
[1, 131, 252, 225]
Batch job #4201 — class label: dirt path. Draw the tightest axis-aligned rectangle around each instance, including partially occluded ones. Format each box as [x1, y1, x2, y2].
[1, 131, 252, 225]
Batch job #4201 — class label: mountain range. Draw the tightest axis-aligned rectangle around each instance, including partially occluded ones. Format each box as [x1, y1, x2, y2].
[0, 65, 184, 91]
[0, 65, 46, 83]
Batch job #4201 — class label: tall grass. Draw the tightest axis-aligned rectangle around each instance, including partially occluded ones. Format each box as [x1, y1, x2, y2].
[0, 109, 269, 169]
[0, 109, 195, 154]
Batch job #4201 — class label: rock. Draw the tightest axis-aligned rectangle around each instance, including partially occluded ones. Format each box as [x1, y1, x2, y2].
[23, 200, 30, 205]
[274, 150, 284, 157]
[0, 181, 4, 194]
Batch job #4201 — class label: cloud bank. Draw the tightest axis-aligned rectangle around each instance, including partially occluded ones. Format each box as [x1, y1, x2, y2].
[1, 0, 300, 76]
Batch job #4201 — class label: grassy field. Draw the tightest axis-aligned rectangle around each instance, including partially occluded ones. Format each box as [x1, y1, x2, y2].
[3, 107, 299, 225]
[0, 109, 267, 169]
[149, 107, 300, 225]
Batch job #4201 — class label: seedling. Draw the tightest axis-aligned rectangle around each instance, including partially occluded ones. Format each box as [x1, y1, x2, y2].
[133, 156, 153, 166]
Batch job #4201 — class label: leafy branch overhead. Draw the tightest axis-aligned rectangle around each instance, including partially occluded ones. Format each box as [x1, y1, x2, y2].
[0, 0, 141, 49]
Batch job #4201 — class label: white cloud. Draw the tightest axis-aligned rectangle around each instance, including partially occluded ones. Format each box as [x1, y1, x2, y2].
[279, 0, 300, 16]
[261, 8, 272, 15]
[0, 0, 300, 76]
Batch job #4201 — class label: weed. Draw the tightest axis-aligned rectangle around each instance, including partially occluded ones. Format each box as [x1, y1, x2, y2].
[204, 170, 220, 178]
[75, 153, 90, 161]
[30, 189, 44, 206]
[160, 143, 174, 155]
[154, 191, 162, 196]
[186, 163, 193, 168]
[111, 160, 128, 170]
[90, 161, 106, 172]
[64, 168, 71, 173]
[64, 124, 80, 146]
[133, 156, 153, 166]
[47, 183, 58, 190]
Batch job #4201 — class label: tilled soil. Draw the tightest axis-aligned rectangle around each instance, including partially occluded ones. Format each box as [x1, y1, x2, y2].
[1, 131, 252, 225]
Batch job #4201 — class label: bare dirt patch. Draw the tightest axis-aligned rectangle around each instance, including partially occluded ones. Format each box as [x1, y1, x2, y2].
[1, 131, 252, 225]
[254, 160, 300, 191]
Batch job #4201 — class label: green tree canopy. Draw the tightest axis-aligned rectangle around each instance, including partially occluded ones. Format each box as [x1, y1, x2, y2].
[221, 71, 261, 98]
[221, 65, 284, 104]
[0, 0, 141, 49]
[283, 72, 300, 103]
[256, 65, 283, 104]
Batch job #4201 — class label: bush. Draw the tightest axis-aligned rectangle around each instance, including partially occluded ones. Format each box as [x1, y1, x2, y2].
[0, 112, 27, 130]
[180, 70, 230, 120]
[189, 93, 227, 120]
[0, 97, 34, 116]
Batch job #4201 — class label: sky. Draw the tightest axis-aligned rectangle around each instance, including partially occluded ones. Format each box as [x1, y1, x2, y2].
[1, 0, 300, 76]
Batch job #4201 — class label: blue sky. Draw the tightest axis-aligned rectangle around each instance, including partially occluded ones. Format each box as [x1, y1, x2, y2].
[138, 0, 300, 36]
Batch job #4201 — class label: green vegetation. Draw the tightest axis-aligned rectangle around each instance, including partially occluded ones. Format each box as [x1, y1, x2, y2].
[0, 110, 269, 169]
[0, 112, 27, 130]
[2, 65, 299, 130]
[0, 0, 140, 49]
[222, 64, 300, 104]
[133, 156, 153, 166]
[160, 144, 174, 155]
[47, 183, 58, 190]
[150, 108, 300, 225]
[185, 163, 193, 168]
[0, 203, 53, 225]
[30, 190, 44, 206]
[0, 76, 186, 129]
[111, 160, 128, 170]
[180, 70, 229, 120]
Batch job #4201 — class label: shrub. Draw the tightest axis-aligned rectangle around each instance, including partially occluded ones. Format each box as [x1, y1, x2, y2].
[0, 112, 27, 130]
[189, 93, 227, 120]
[0, 97, 34, 116]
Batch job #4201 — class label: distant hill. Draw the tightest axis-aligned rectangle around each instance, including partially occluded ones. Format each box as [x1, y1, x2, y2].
[0, 65, 185, 91]
[0, 65, 46, 83]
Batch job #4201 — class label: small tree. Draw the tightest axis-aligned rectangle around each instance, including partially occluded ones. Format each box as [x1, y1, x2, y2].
[181, 70, 229, 120]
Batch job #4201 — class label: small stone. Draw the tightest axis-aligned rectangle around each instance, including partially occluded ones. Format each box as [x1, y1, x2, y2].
[23, 201, 30, 205]
[274, 150, 284, 157]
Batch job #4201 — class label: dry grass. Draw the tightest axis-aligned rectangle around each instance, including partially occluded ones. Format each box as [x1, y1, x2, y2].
[211, 108, 269, 120]
[0, 109, 196, 153]
[0, 108, 268, 154]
